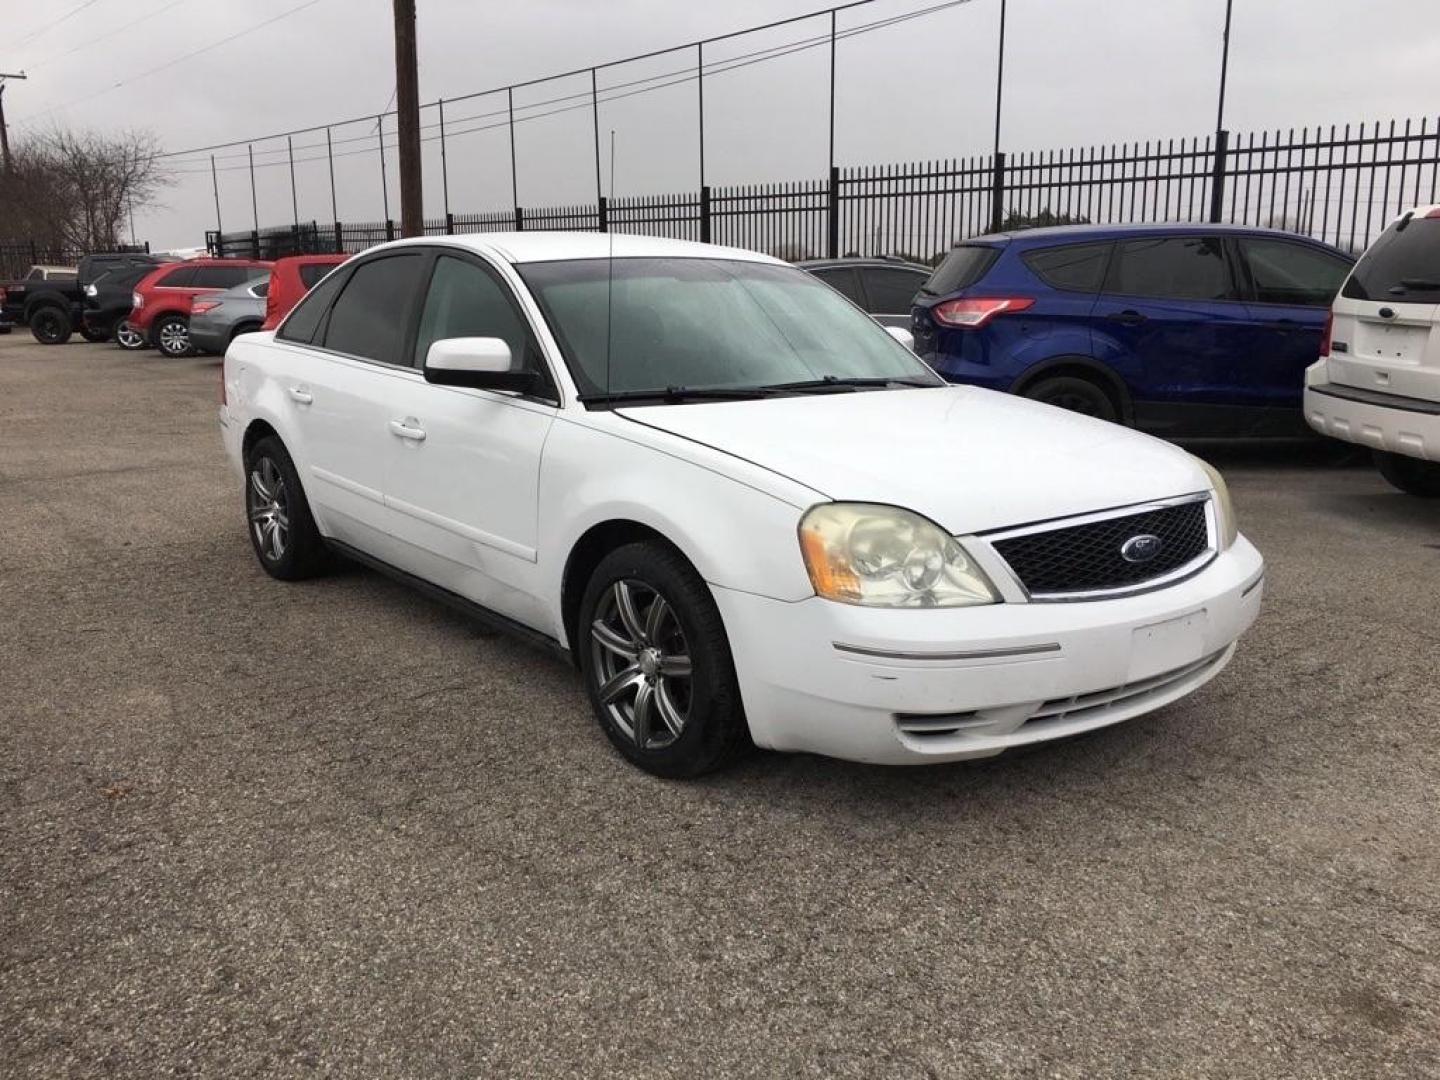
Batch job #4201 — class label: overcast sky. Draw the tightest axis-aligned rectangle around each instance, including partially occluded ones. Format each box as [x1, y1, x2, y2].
[7, 0, 1439, 250]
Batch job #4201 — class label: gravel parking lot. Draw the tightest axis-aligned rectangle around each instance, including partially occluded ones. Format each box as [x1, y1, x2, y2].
[2, 333, 1437, 1078]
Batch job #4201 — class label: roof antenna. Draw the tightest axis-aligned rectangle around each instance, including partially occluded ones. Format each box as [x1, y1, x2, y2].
[604, 129, 617, 398]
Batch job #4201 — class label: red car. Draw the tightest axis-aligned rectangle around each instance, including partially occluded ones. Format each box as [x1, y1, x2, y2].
[261, 254, 349, 331]
[131, 258, 271, 357]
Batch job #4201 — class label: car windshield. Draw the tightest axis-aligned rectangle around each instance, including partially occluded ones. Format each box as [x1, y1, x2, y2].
[517, 257, 942, 399]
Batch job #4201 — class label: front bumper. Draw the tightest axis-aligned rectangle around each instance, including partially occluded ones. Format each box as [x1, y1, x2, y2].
[1304, 371, 1440, 463]
[712, 536, 1264, 765]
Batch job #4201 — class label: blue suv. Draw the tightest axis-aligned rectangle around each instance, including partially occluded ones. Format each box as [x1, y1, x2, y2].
[911, 223, 1353, 437]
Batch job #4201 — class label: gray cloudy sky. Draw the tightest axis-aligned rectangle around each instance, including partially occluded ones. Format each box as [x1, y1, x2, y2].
[7, 0, 1439, 250]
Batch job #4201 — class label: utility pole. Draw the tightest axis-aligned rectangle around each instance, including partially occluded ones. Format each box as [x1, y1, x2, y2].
[392, 0, 422, 237]
[0, 72, 29, 175]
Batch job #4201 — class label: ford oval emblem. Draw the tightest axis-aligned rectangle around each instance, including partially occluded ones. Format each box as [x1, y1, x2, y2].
[1120, 534, 1164, 564]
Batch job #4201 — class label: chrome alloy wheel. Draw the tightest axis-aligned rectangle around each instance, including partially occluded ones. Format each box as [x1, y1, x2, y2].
[247, 456, 291, 562]
[590, 579, 694, 750]
[158, 319, 189, 356]
[115, 321, 145, 349]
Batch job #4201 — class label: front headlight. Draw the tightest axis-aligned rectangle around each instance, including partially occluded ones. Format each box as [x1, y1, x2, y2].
[1196, 458, 1238, 550]
[83, 283, 98, 298]
[799, 503, 998, 608]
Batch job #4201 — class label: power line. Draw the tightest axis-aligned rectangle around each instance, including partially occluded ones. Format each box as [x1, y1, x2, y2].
[15, 0, 331, 130]
[25, 0, 196, 72]
[13, 0, 103, 50]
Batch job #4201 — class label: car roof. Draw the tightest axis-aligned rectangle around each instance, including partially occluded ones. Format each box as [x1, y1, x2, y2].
[353, 231, 783, 266]
[960, 221, 1347, 247]
[797, 257, 932, 273]
[275, 253, 348, 266]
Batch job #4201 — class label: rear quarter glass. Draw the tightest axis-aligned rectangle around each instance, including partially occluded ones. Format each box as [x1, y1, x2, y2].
[923, 245, 1000, 295]
[1021, 242, 1112, 292]
[1342, 216, 1440, 304]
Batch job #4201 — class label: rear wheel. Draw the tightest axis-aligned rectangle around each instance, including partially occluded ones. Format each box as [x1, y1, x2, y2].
[1022, 375, 1118, 423]
[29, 306, 72, 345]
[154, 314, 192, 357]
[578, 542, 750, 777]
[115, 320, 146, 350]
[243, 435, 330, 580]
[229, 321, 262, 344]
[1373, 450, 1440, 498]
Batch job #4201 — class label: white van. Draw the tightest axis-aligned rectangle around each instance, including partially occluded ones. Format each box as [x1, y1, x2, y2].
[1304, 206, 1440, 496]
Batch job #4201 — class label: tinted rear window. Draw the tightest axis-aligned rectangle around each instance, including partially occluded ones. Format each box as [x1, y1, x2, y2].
[1342, 216, 1440, 304]
[155, 266, 197, 288]
[278, 266, 350, 345]
[1022, 242, 1111, 292]
[195, 265, 260, 289]
[299, 263, 336, 289]
[861, 267, 929, 313]
[922, 246, 999, 296]
[1105, 236, 1236, 301]
[808, 268, 863, 306]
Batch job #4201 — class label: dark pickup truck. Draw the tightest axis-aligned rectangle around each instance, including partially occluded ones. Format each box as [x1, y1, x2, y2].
[1, 252, 171, 344]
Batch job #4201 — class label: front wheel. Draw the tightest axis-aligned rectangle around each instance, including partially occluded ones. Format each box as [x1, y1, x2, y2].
[1374, 450, 1440, 498]
[29, 306, 73, 345]
[578, 542, 750, 777]
[154, 314, 192, 357]
[115, 320, 146, 350]
[1022, 375, 1119, 423]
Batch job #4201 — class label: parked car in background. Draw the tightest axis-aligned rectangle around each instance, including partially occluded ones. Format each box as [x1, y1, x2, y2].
[220, 232, 1262, 778]
[190, 275, 270, 355]
[2, 253, 171, 344]
[912, 223, 1354, 437]
[1304, 205, 1440, 495]
[130, 258, 272, 357]
[82, 265, 167, 347]
[799, 257, 931, 327]
[259, 254, 349, 331]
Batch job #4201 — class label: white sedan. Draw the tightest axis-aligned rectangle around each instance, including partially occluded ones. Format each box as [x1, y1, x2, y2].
[219, 232, 1264, 777]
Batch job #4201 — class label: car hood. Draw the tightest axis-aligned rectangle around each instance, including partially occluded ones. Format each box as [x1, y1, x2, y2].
[616, 386, 1209, 534]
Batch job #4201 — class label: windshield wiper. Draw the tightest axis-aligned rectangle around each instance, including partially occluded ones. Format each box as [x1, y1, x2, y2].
[579, 385, 785, 405]
[1395, 277, 1440, 291]
[760, 375, 939, 393]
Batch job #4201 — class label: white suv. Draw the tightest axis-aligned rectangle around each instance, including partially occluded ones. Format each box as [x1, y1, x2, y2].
[219, 233, 1264, 777]
[1305, 205, 1440, 495]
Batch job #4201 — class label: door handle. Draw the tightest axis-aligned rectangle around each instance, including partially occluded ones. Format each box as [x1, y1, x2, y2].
[1106, 309, 1147, 326]
[288, 386, 313, 405]
[388, 419, 426, 442]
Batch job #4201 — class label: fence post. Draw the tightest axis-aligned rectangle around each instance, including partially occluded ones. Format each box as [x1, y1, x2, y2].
[292, 223, 301, 256]
[598, 196, 608, 233]
[334, 221, 343, 253]
[827, 166, 839, 259]
[1208, 128, 1230, 223]
[386, 220, 395, 242]
[700, 185, 711, 243]
[445, 211, 454, 236]
[250, 230, 259, 260]
[29, 240, 36, 264]
[515, 205, 525, 232]
[990, 151, 1006, 232]
[215, 232, 225, 258]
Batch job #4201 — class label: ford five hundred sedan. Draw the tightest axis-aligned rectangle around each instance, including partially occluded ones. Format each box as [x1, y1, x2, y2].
[219, 233, 1265, 777]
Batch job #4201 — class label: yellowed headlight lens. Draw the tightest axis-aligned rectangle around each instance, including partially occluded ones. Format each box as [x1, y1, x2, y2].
[1197, 458, 1238, 550]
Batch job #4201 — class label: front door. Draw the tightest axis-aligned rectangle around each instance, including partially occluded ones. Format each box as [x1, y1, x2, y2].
[379, 251, 558, 628]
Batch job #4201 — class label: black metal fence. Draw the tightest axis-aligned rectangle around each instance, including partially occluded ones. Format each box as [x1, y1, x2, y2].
[0, 241, 90, 280]
[208, 115, 1440, 263]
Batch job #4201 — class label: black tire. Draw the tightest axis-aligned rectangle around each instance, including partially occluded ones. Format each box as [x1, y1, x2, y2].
[153, 313, 192, 357]
[115, 320, 147, 351]
[242, 435, 330, 580]
[1373, 450, 1440, 498]
[578, 541, 750, 778]
[1021, 374, 1119, 423]
[79, 326, 110, 343]
[29, 305, 73, 345]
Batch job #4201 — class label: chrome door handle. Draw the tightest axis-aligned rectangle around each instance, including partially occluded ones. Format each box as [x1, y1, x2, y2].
[388, 419, 426, 442]
[288, 386, 313, 404]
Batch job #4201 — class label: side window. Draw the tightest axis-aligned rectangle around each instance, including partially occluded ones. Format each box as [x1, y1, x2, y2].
[1105, 236, 1236, 301]
[250, 280, 269, 298]
[414, 254, 543, 377]
[156, 265, 198, 288]
[860, 268, 928, 314]
[299, 263, 337, 289]
[196, 265, 258, 289]
[322, 254, 428, 363]
[277, 267, 351, 344]
[1023, 242, 1112, 292]
[1240, 239, 1351, 307]
[809, 268, 863, 307]
[26, 268, 42, 281]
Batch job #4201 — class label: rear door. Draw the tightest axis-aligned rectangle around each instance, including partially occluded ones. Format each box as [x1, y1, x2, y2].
[378, 250, 558, 627]
[855, 266, 930, 327]
[274, 253, 429, 561]
[1094, 234, 1255, 433]
[1327, 214, 1440, 402]
[1233, 236, 1353, 410]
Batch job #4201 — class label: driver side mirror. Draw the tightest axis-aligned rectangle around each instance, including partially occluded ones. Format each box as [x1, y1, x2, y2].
[423, 336, 538, 393]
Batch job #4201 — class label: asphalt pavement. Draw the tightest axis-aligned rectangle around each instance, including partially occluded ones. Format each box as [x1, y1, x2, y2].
[2, 334, 1437, 1078]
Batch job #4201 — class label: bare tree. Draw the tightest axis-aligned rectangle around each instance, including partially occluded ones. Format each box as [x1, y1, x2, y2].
[0, 127, 167, 250]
